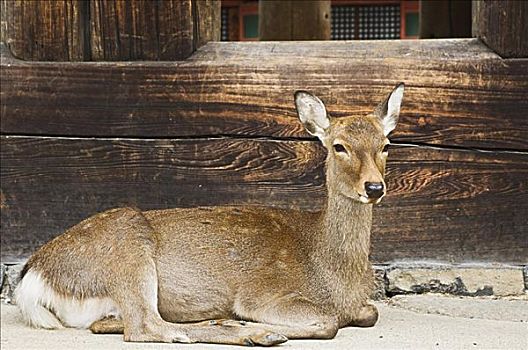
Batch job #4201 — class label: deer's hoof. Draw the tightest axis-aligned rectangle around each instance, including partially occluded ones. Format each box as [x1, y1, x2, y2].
[243, 332, 288, 346]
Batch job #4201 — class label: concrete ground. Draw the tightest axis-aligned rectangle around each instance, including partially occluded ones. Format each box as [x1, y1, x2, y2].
[1, 294, 527, 350]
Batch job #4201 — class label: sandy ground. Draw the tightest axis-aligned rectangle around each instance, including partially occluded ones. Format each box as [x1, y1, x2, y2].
[1, 295, 527, 350]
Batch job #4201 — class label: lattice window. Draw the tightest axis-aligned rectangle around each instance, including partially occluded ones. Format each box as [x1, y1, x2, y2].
[331, 5, 401, 40]
[221, 7, 229, 41]
[331, 6, 356, 40]
[359, 5, 400, 39]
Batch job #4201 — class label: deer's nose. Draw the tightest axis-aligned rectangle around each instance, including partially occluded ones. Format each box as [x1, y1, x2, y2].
[365, 182, 384, 199]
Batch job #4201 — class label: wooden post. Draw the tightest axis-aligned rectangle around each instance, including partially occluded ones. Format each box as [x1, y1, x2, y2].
[1, 0, 88, 61]
[89, 1, 195, 61]
[259, 0, 331, 41]
[193, 0, 221, 50]
[472, 0, 528, 58]
[420, 0, 471, 39]
[1, 0, 220, 61]
[1, 0, 8, 44]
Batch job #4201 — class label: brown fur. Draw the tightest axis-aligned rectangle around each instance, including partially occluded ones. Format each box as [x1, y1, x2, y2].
[18, 84, 404, 346]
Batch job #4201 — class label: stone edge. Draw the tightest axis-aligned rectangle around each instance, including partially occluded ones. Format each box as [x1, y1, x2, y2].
[1, 262, 527, 303]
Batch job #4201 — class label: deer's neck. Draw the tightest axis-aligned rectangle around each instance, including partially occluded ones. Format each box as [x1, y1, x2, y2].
[314, 188, 373, 279]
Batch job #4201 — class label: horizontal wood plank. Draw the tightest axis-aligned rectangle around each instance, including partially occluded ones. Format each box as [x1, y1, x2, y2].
[1, 136, 526, 264]
[188, 39, 500, 61]
[0, 136, 324, 262]
[1, 41, 527, 150]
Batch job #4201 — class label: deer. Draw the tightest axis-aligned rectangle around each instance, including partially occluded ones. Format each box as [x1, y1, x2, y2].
[14, 83, 404, 346]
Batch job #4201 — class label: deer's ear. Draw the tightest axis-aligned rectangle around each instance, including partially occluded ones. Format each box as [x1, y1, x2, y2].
[374, 83, 404, 136]
[294, 91, 330, 140]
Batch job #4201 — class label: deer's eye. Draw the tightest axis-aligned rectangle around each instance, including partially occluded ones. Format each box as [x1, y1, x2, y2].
[382, 144, 390, 153]
[333, 144, 347, 154]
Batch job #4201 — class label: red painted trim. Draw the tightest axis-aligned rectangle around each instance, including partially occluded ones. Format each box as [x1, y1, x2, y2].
[332, 0, 399, 5]
[400, 1, 419, 39]
[239, 2, 259, 41]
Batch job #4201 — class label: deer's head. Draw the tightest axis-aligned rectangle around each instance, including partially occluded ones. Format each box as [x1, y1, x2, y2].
[294, 83, 404, 204]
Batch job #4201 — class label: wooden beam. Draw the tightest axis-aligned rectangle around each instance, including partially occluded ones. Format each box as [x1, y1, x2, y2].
[1, 0, 220, 61]
[89, 0, 194, 60]
[372, 145, 528, 264]
[1, 0, 8, 43]
[188, 39, 500, 61]
[472, 0, 528, 58]
[1, 136, 526, 264]
[0, 136, 324, 262]
[193, 0, 221, 50]
[1, 40, 527, 150]
[420, 0, 471, 39]
[1, 0, 88, 61]
[1, 40, 527, 264]
[259, 0, 331, 40]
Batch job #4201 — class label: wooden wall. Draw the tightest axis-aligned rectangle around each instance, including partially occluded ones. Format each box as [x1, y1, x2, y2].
[0, 0, 220, 61]
[1, 1, 527, 264]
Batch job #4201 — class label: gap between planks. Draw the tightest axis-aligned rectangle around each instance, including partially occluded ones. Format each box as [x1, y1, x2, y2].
[1, 133, 527, 156]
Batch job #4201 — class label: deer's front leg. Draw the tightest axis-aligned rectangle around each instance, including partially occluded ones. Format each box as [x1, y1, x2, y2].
[235, 295, 339, 339]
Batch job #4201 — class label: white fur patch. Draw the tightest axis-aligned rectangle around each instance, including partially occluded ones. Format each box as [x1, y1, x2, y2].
[14, 270, 119, 329]
[358, 195, 370, 204]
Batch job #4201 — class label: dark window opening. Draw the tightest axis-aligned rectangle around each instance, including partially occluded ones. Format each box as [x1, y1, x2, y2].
[221, 0, 420, 41]
[221, 7, 229, 41]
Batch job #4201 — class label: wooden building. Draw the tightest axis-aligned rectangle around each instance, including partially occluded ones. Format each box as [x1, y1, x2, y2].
[0, 1, 526, 266]
[222, 0, 419, 41]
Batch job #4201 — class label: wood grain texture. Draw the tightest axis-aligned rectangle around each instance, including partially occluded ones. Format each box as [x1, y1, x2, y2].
[372, 145, 528, 263]
[1, 41, 527, 150]
[259, 0, 331, 41]
[1, 136, 526, 264]
[89, 0, 194, 60]
[0, 136, 324, 262]
[188, 39, 501, 61]
[1, 0, 219, 61]
[1, 0, 7, 43]
[472, 0, 528, 58]
[193, 0, 221, 50]
[2, 0, 87, 61]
